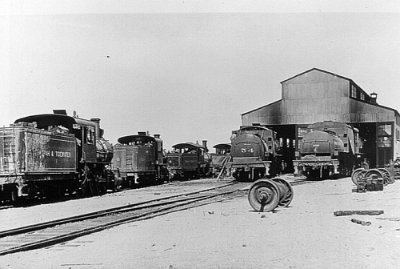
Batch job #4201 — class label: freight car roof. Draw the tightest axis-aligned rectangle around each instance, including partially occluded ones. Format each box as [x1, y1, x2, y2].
[117, 135, 156, 144]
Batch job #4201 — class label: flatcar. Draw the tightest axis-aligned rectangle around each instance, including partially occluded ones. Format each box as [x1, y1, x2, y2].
[112, 132, 168, 186]
[293, 121, 363, 179]
[210, 143, 231, 178]
[0, 110, 114, 202]
[228, 126, 281, 181]
[166, 141, 211, 180]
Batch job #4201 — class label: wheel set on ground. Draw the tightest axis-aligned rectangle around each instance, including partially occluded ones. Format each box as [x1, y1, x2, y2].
[351, 167, 395, 187]
[248, 177, 294, 212]
[351, 167, 396, 192]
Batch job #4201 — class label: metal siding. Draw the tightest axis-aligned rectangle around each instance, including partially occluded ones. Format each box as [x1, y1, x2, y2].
[349, 99, 394, 123]
[243, 69, 397, 128]
[0, 127, 22, 174]
[131, 146, 156, 172]
[112, 146, 127, 172]
[24, 129, 76, 173]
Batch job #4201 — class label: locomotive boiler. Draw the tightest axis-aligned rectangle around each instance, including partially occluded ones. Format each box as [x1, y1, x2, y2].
[0, 110, 114, 202]
[293, 121, 363, 179]
[166, 141, 211, 180]
[112, 132, 168, 186]
[228, 126, 281, 181]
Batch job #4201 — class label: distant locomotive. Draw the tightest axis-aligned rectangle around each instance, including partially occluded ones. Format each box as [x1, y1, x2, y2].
[210, 143, 231, 178]
[112, 132, 168, 186]
[293, 121, 363, 179]
[0, 111, 114, 202]
[228, 126, 281, 181]
[166, 141, 211, 180]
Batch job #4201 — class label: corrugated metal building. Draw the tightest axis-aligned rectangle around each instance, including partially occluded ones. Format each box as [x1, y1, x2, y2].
[242, 68, 400, 170]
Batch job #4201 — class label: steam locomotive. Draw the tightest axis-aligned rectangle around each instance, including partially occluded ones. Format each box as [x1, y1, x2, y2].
[112, 132, 168, 186]
[293, 121, 363, 179]
[228, 126, 281, 181]
[0, 110, 114, 202]
[210, 143, 231, 178]
[166, 141, 211, 180]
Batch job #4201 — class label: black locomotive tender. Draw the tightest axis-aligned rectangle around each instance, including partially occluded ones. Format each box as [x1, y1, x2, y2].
[112, 132, 168, 187]
[0, 110, 113, 202]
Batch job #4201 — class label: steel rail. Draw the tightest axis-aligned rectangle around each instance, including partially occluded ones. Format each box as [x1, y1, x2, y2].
[0, 182, 242, 256]
[0, 178, 310, 256]
[0, 181, 237, 238]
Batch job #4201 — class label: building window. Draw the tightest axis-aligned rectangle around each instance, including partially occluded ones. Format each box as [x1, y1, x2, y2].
[377, 124, 392, 136]
[377, 123, 393, 148]
[360, 92, 365, 101]
[351, 85, 357, 98]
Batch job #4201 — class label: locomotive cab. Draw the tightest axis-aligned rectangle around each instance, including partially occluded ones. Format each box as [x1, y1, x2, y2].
[166, 142, 210, 180]
[15, 114, 97, 163]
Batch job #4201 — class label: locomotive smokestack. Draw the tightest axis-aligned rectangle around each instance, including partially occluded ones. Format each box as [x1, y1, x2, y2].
[90, 118, 101, 138]
[202, 140, 207, 149]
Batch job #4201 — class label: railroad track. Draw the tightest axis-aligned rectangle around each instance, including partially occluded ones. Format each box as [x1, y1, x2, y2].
[0, 181, 246, 256]
[0, 177, 311, 256]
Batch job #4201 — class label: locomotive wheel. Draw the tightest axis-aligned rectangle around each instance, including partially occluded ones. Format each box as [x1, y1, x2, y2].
[248, 180, 280, 212]
[351, 168, 366, 186]
[271, 178, 294, 207]
[377, 168, 393, 184]
[364, 169, 384, 184]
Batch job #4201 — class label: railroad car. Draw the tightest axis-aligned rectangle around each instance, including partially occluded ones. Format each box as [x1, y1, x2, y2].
[166, 141, 211, 180]
[228, 126, 281, 181]
[293, 121, 363, 179]
[112, 132, 168, 186]
[210, 143, 231, 178]
[0, 111, 114, 202]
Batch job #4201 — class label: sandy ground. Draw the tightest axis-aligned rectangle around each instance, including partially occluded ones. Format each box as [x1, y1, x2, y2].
[0, 178, 235, 231]
[1, 177, 400, 269]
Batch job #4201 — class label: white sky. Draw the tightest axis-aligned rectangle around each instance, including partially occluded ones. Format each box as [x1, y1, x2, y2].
[1, 1, 400, 150]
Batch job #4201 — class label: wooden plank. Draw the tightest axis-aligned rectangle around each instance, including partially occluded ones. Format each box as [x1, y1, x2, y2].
[334, 210, 384, 216]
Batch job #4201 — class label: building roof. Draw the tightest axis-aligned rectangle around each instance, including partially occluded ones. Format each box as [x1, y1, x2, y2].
[242, 68, 400, 119]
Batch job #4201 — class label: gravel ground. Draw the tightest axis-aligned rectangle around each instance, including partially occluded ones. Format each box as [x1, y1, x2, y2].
[1, 177, 400, 269]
